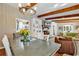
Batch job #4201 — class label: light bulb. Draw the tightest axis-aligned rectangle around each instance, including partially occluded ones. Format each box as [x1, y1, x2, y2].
[30, 10, 33, 13]
[23, 8, 26, 12]
[34, 7, 37, 10]
[18, 3, 22, 7]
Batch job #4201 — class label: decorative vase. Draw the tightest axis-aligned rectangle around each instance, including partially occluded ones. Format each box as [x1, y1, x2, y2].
[21, 35, 30, 46]
[21, 35, 30, 42]
[23, 42, 30, 46]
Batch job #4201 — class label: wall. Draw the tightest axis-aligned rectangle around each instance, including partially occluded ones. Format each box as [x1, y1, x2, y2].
[31, 17, 43, 39]
[0, 3, 19, 39]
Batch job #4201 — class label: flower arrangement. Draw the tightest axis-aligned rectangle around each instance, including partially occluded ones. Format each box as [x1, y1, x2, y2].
[19, 29, 30, 36]
[19, 29, 30, 42]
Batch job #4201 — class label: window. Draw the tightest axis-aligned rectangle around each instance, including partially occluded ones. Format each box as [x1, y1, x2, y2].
[16, 18, 30, 32]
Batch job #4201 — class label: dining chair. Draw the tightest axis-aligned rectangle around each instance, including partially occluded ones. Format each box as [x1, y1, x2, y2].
[2, 35, 12, 56]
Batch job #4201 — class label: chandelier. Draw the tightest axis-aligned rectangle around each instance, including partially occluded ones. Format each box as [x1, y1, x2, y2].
[18, 3, 36, 16]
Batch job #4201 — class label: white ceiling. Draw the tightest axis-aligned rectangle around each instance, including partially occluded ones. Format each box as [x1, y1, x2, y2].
[7, 3, 79, 19]
[33, 3, 77, 15]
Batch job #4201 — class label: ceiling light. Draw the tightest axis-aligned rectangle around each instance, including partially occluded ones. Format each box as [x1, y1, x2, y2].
[18, 3, 36, 16]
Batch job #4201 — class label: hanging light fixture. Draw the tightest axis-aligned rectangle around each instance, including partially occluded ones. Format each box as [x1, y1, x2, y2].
[18, 3, 36, 16]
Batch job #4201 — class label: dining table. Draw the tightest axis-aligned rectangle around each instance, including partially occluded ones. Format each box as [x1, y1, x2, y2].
[10, 37, 61, 56]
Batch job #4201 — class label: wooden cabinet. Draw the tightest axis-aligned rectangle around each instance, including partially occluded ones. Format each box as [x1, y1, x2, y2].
[0, 48, 6, 56]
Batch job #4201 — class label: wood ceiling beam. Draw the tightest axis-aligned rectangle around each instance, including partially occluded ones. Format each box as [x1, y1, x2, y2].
[45, 13, 79, 20]
[37, 4, 79, 18]
[55, 20, 79, 23]
[54, 18, 79, 23]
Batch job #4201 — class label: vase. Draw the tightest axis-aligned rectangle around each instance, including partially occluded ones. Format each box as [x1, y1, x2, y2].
[21, 35, 30, 46]
[23, 41, 30, 46]
[21, 35, 30, 42]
